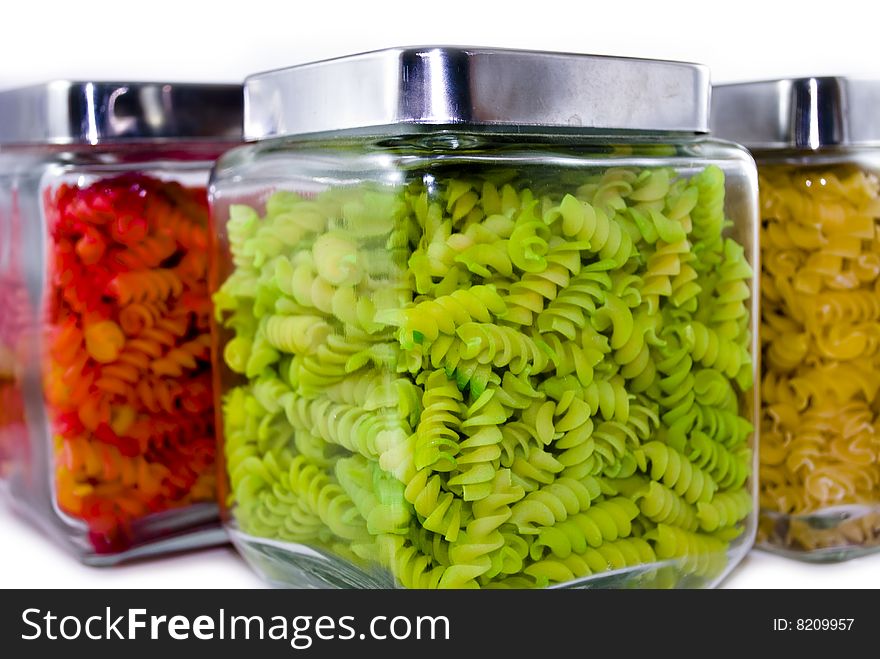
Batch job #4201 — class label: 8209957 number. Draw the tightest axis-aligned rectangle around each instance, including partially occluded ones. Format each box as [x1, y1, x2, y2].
[799, 619, 853, 631]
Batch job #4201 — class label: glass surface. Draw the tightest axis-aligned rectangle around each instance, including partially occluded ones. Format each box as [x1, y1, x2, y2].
[210, 134, 760, 588]
[0, 154, 36, 505]
[0, 146, 229, 564]
[756, 151, 880, 561]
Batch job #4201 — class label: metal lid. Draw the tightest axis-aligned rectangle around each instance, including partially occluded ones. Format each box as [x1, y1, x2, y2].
[0, 81, 243, 146]
[711, 77, 880, 150]
[244, 46, 710, 140]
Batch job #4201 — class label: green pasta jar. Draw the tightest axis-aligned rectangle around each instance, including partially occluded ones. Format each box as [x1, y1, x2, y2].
[210, 47, 760, 588]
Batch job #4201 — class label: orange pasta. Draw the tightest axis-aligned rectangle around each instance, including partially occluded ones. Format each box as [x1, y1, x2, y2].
[0, 377, 27, 480]
[759, 163, 880, 554]
[44, 174, 216, 554]
[0, 278, 30, 481]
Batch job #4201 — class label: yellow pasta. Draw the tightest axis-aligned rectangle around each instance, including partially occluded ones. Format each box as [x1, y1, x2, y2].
[758, 163, 880, 555]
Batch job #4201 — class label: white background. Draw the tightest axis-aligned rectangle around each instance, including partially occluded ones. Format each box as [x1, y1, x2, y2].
[1, 0, 879, 588]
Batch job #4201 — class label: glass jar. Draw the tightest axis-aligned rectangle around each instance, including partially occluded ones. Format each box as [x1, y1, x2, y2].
[211, 47, 760, 588]
[0, 81, 242, 564]
[712, 77, 880, 561]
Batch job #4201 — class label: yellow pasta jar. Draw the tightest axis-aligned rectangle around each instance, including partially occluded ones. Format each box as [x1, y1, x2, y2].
[713, 77, 880, 560]
[211, 47, 760, 588]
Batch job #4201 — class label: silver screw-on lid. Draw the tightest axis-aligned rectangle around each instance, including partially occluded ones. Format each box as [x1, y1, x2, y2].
[0, 81, 243, 146]
[244, 46, 710, 140]
[711, 77, 880, 150]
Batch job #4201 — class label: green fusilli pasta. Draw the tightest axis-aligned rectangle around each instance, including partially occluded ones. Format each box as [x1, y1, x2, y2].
[216, 164, 754, 588]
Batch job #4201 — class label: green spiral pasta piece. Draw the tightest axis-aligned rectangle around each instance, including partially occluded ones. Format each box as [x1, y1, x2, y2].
[508, 476, 604, 532]
[285, 455, 369, 541]
[322, 372, 421, 424]
[378, 286, 507, 348]
[538, 332, 608, 388]
[613, 310, 663, 392]
[686, 431, 751, 490]
[263, 314, 332, 354]
[493, 371, 545, 411]
[635, 441, 718, 504]
[408, 525, 452, 566]
[536, 271, 611, 339]
[689, 166, 727, 269]
[402, 468, 465, 542]
[523, 537, 657, 588]
[216, 164, 754, 588]
[281, 392, 409, 461]
[376, 534, 447, 589]
[441, 470, 524, 587]
[676, 320, 752, 380]
[541, 374, 630, 423]
[696, 488, 753, 533]
[511, 447, 566, 492]
[498, 419, 540, 469]
[529, 497, 640, 559]
[232, 450, 329, 544]
[544, 193, 635, 267]
[335, 456, 412, 536]
[614, 476, 699, 532]
[419, 323, 550, 393]
[502, 242, 583, 326]
[412, 370, 465, 472]
[641, 240, 692, 313]
[646, 523, 729, 578]
[447, 388, 508, 501]
[293, 429, 338, 467]
[698, 407, 754, 449]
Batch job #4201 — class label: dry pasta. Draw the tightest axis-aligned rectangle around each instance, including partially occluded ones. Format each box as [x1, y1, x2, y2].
[0, 267, 32, 482]
[216, 165, 755, 588]
[44, 174, 217, 553]
[758, 163, 880, 555]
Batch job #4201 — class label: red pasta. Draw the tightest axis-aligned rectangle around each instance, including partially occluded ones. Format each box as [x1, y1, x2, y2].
[0, 275, 32, 481]
[0, 376, 27, 480]
[44, 174, 216, 553]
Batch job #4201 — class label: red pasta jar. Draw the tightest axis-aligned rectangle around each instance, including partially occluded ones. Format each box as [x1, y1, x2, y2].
[0, 81, 242, 563]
